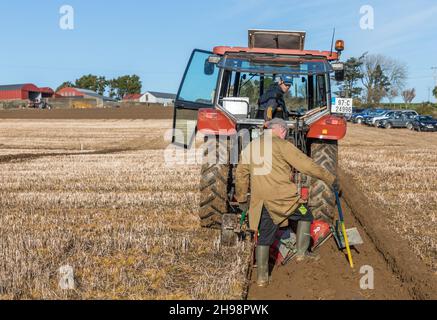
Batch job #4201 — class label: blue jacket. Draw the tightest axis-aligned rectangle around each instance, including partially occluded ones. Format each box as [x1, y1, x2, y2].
[259, 84, 289, 121]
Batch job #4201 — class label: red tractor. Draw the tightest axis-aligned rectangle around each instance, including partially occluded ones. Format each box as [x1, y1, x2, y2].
[172, 30, 349, 246]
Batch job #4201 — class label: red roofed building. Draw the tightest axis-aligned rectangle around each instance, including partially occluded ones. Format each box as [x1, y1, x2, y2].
[0, 84, 54, 101]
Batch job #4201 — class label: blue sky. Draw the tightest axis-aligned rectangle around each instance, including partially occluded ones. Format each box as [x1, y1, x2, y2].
[0, 0, 436, 102]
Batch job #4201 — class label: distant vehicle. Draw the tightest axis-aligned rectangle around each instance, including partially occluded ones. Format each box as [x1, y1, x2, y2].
[345, 108, 364, 121]
[408, 115, 437, 132]
[28, 99, 52, 110]
[371, 110, 418, 127]
[350, 108, 370, 123]
[378, 112, 417, 129]
[371, 110, 402, 127]
[352, 109, 384, 124]
[359, 109, 386, 125]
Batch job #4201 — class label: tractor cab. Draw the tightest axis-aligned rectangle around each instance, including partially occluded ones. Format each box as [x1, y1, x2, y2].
[172, 30, 350, 237]
[172, 30, 346, 148]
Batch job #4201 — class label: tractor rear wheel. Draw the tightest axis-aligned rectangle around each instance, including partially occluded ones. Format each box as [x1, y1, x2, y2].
[199, 137, 231, 229]
[309, 141, 338, 223]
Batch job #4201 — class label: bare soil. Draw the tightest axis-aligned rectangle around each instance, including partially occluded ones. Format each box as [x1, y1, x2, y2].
[0, 106, 174, 120]
[339, 169, 437, 300]
[248, 195, 411, 300]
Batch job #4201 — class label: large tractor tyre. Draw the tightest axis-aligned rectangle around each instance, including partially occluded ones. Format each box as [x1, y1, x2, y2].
[199, 138, 231, 229]
[309, 141, 338, 223]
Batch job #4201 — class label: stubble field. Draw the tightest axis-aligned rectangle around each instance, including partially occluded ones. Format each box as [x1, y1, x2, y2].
[340, 124, 437, 272]
[0, 119, 251, 299]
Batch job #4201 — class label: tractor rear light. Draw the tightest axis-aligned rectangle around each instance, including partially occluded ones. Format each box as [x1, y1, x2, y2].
[308, 115, 347, 140]
[325, 117, 346, 126]
[325, 119, 340, 125]
[205, 112, 218, 120]
[199, 109, 219, 120]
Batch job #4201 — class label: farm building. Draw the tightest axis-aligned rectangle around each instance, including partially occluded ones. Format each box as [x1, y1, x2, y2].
[0, 84, 54, 101]
[123, 93, 142, 102]
[56, 87, 116, 102]
[139, 91, 176, 106]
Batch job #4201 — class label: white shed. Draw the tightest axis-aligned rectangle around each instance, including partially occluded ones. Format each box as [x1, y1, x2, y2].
[140, 91, 176, 106]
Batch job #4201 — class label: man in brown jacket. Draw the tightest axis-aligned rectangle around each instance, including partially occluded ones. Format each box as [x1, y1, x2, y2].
[235, 118, 338, 287]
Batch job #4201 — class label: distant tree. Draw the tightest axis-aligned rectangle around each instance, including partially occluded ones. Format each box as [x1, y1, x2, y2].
[401, 88, 416, 106]
[337, 55, 365, 99]
[108, 75, 142, 100]
[75, 75, 108, 95]
[361, 54, 407, 104]
[433, 86, 437, 100]
[387, 88, 399, 106]
[56, 81, 74, 92]
[370, 64, 391, 104]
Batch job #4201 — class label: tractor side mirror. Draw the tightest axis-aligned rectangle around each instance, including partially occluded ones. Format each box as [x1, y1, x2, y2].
[335, 70, 345, 82]
[332, 62, 345, 82]
[204, 60, 215, 75]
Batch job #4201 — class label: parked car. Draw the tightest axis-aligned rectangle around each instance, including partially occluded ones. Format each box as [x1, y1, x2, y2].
[372, 110, 418, 127]
[403, 110, 419, 118]
[378, 112, 417, 129]
[371, 110, 402, 127]
[345, 108, 365, 122]
[360, 109, 387, 125]
[349, 108, 370, 123]
[408, 115, 437, 132]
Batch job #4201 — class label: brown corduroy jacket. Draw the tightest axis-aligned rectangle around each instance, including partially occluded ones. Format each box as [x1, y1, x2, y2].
[235, 131, 336, 231]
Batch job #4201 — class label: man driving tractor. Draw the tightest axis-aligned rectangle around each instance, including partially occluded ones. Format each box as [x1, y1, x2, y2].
[235, 118, 339, 287]
[260, 75, 293, 121]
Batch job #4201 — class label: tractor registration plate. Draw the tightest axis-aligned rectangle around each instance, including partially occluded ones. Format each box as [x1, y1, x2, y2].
[332, 98, 353, 114]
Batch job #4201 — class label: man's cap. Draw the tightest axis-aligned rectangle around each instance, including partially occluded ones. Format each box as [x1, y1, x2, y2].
[275, 75, 293, 86]
[266, 118, 289, 130]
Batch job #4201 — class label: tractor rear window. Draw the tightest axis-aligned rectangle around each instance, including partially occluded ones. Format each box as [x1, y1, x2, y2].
[220, 71, 328, 116]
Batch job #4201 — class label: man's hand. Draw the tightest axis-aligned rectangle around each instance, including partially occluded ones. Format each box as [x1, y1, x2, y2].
[332, 177, 341, 193]
[239, 202, 249, 213]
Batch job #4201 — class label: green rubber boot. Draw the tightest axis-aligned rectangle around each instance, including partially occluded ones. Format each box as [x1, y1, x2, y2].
[256, 246, 270, 287]
[296, 221, 320, 262]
